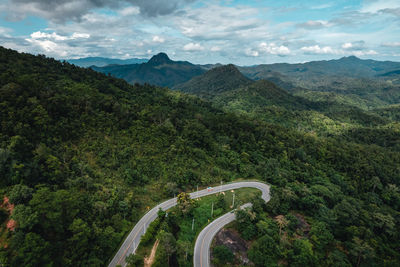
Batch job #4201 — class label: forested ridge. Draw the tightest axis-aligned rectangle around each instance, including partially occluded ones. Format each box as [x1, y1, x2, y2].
[0, 47, 399, 266]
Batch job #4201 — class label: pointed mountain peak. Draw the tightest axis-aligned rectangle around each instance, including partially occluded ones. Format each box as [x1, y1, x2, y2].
[210, 64, 241, 74]
[341, 55, 361, 61]
[173, 64, 253, 97]
[201, 64, 249, 83]
[148, 52, 172, 65]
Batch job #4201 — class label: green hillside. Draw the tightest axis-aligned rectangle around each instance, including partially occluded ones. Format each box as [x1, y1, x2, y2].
[175, 65, 396, 150]
[173, 64, 252, 98]
[0, 47, 400, 266]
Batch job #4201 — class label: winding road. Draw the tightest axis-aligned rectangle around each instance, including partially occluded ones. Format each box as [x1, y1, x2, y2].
[108, 181, 270, 267]
[193, 182, 270, 267]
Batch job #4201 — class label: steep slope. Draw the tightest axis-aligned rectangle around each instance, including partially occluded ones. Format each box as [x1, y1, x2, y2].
[67, 57, 148, 67]
[213, 79, 310, 111]
[92, 52, 205, 87]
[1, 47, 400, 267]
[174, 64, 388, 137]
[173, 64, 253, 98]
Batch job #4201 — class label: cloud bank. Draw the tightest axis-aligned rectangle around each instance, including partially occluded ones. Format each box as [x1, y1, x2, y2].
[0, 0, 399, 64]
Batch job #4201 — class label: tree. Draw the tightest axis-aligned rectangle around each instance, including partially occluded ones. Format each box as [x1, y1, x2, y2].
[248, 234, 281, 266]
[309, 222, 333, 253]
[119, 200, 129, 219]
[334, 197, 360, 226]
[67, 218, 92, 262]
[256, 218, 279, 239]
[126, 253, 143, 267]
[13, 232, 51, 267]
[350, 237, 375, 267]
[157, 208, 166, 220]
[177, 192, 195, 216]
[213, 245, 234, 266]
[275, 215, 288, 237]
[158, 231, 176, 265]
[8, 184, 33, 204]
[215, 193, 226, 209]
[236, 208, 257, 240]
[289, 239, 316, 267]
[164, 182, 178, 197]
[327, 249, 351, 267]
[177, 240, 191, 265]
[11, 204, 38, 230]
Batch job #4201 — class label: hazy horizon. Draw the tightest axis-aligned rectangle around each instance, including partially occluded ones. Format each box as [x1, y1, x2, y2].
[65, 52, 400, 67]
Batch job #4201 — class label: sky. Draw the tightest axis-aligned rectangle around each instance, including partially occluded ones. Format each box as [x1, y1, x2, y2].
[0, 0, 399, 65]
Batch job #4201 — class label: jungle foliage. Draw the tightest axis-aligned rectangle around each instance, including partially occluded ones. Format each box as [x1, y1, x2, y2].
[0, 47, 399, 266]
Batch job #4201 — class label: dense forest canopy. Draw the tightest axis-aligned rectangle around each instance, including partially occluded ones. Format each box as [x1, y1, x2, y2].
[0, 47, 399, 266]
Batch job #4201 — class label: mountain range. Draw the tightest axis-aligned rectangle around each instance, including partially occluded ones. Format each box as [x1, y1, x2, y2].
[67, 56, 148, 67]
[90, 53, 400, 109]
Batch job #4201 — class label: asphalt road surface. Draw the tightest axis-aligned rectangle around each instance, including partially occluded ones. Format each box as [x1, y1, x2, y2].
[193, 182, 270, 267]
[108, 181, 270, 267]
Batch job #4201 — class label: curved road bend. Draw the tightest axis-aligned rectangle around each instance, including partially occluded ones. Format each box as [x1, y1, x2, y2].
[108, 181, 270, 267]
[193, 182, 270, 267]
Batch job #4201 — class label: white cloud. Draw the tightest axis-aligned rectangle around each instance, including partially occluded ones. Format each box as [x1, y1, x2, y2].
[301, 44, 377, 57]
[152, 35, 165, 43]
[341, 41, 365, 50]
[245, 42, 290, 57]
[31, 31, 68, 41]
[361, 0, 400, 13]
[382, 42, 400, 47]
[0, 0, 395, 64]
[72, 33, 90, 39]
[177, 4, 266, 41]
[119, 6, 140, 16]
[25, 31, 98, 58]
[259, 42, 291, 55]
[26, 39, 57, 52]
[183, 42, 204, 51]
[245, 48, 259, 57]
[0, 26, 12, 36]
[301, 45, 338, 55]
[25, 38, 70, 57]
[30, 31, 90, 41]
[352, 50, 378, 56]
[296, 20, 331, 29]
[342, 42, 353, 49]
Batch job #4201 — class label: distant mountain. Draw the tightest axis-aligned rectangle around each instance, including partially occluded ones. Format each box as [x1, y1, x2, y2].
[239, 56, 400, 108]
[240, 56, 400, 80]
[92, 53, 205, 87]
[67, 57, 148, 67]
[199, 63, 223, 70]
[173, 64, 252, 98]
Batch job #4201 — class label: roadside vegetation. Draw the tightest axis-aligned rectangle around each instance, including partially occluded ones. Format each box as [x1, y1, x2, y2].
[0, 47, 399, 266]
[129, 188, 260, 267]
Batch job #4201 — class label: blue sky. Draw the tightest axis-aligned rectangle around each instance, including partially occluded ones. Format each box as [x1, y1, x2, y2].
[0, 0, 399, 65]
